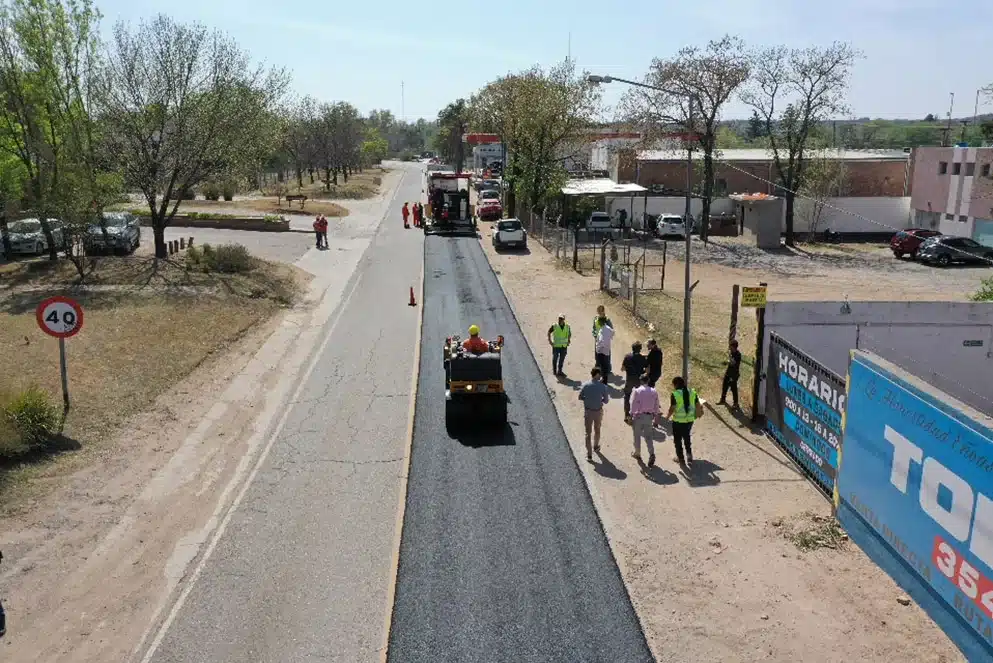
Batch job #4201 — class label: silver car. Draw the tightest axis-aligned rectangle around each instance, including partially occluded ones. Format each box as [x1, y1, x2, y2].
[84, 212, 141, 254]
[6, 218, 64, 255]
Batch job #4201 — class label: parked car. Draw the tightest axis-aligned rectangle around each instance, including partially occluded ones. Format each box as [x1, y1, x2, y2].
[6, 218, 64, 256]
[917, 236, 993, 267]
[478, 189, 500, 202]
[491, 218, 527, 249]
[477, 198, 503, 222]
[890, 228, 941, 259]
[655, 214, 688, 238]
[475, 179, 501, 192]
[84, 212, 141, 255]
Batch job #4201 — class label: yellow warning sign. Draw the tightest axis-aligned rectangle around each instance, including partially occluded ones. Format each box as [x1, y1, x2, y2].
[741, 286, 768, 308]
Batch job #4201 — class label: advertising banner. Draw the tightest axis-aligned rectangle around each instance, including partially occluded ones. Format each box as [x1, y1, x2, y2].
[837, 351, 993, 661]
[764, 333, 846, 495]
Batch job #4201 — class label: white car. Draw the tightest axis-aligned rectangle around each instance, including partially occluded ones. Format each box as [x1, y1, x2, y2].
[491, 218, 527, 249]
[655, 214, 688, 238]
[7, 218, 64, 255]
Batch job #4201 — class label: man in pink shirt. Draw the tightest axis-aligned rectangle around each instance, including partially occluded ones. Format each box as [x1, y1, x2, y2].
[629, 372, 661, 467]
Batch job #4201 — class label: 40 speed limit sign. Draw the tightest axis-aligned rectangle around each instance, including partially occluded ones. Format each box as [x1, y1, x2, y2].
[36, 296, 85, 339]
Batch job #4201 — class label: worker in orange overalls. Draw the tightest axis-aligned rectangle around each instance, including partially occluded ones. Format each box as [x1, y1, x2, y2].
[312, 215, 323, 248]
[402, 202, 410, 229]
[318, 215, 329, 248]
[412, 203, 421, 227]
[462, 324, 490, 354]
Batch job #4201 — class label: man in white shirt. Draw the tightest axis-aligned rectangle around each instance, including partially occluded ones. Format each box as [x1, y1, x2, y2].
[595, 322, 614, 384]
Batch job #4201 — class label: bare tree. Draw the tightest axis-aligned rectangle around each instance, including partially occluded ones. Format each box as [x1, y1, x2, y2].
[621, 35, 751, 241]
[741, 42, 861, 245]
[798, 150, 847, 238]
[100, 14, 289, 258]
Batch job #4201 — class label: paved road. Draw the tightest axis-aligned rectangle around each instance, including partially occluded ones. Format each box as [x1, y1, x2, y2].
[387, 237, 654, 662]
[145, 165, 424, 663]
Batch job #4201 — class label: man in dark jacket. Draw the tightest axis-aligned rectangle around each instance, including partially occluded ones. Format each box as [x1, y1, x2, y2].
[646, 338, 663, 387]
[718, 339, 743, 410]
[620, 341, 648, 423]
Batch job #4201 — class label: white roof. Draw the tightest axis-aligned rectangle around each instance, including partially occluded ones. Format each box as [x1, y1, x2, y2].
[561, 178, 647, 196]
[637, 148, 910, 162]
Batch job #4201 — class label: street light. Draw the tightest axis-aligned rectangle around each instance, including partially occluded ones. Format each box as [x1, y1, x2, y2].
[588, 73, 697, 383]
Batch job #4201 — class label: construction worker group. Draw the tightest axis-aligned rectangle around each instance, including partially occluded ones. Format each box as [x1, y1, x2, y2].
[550, 306, 712, 471]
[403, 202, 425, 229]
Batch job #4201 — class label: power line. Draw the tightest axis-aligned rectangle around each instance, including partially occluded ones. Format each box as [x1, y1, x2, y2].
[712, 156, 993, 266]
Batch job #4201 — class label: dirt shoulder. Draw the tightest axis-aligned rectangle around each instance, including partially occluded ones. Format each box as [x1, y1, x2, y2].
[481, 230, 965, 663]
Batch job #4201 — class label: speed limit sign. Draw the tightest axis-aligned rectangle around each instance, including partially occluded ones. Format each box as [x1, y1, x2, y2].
[36, 296, 85, 339]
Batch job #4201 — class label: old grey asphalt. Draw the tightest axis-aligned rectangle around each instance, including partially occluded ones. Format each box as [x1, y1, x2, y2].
[145, 164, 424, 663]
[387, 236, 654, 662]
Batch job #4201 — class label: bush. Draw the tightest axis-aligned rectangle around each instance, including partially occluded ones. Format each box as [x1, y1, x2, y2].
[0, 386, 58, 455]
[202, 182, 221, 201]
[186, 242, 255, 274]
[263, 214, 285, 223]
[972, 277, 993, 302]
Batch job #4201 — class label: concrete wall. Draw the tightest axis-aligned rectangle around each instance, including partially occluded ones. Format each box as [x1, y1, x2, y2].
[605, 195, 909, 234]
[636, 158, 910, 197]
[759, 301, 993, 417]
[792, 197, 911, 234]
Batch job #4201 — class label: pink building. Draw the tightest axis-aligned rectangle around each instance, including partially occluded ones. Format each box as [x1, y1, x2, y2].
[910, 146, 993, 246]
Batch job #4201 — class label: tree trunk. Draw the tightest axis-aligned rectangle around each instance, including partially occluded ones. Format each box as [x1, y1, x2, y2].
[700, 151, 715, 243]
[0, 213, 11, 258]
[153, 222, 168, 259]
[332, 168, 339, 186]
[784, 192, 796, 246]
[308, 168, 315, 184]
[342, 166, 349, 183]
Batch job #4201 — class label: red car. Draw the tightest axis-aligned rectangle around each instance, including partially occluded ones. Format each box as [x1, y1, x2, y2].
[890, 229, 941, 259]
[477, 199, 503, 222]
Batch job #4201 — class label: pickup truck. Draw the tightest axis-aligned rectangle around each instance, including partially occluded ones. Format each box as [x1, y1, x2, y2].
[491, 218, 527, 249]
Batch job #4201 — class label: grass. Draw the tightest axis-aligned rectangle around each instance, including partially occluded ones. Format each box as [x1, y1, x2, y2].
[775, 511, 848, 551]
[0, 251, 305, 510]
[626, 287, 759, 409]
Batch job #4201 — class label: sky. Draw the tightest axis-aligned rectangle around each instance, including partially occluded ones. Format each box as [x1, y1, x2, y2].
[95, 0, 993, 123]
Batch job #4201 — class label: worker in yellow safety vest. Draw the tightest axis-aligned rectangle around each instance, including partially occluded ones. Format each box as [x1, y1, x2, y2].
[666, 375, 701, 468]
[547, 314, 571, 376]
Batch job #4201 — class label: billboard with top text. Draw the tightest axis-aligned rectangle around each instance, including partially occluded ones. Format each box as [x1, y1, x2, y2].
[836, 350, 993, 662]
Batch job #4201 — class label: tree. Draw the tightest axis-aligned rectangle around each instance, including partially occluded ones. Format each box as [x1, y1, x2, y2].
[282, 96, 318, 188]
[361, 126, 388, 166]
[100, 14, 289, 258]
[924, 113, 937, 123]
[798, 150, 847, 237]
[741, 42, 861, 245]
[0, 0, 117, 271]
[310, 101, 362, 189]
[981, 119, 993, 144]
[747, 110, 765, 140]
[621, 35, 751, 241]
[434, 98, 470, 172]
[471, 59, 601, 213]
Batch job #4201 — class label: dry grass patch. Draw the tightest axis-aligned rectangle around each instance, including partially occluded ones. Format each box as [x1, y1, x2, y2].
[628, 288, 759, 407]
[0, 251, 307, 508]
[773, 511, 848, 551]
[286, 167, 386, 200]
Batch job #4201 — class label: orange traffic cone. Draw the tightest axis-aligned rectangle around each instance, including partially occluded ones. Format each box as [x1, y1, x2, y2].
[408, 286, 417, 306]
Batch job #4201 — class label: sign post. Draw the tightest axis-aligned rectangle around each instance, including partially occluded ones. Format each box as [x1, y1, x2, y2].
[746, 283, 768, 422]
[36, 296, 85, 414]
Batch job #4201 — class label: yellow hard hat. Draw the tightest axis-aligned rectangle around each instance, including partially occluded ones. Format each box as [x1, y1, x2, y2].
[468, 324, 480, 336]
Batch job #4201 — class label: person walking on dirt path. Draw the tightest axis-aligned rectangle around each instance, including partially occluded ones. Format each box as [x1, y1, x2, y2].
[547, 314, 571, 376]
[621, 342, 648, 423]
[667, 376, 701, 468]
[646, 338, 663, 388]
[0, 550, 6, 638]
[594, 320, 614, 384]
[592, 305, 612, 357]
[578, 367, 610, 462]
[402, 202, 410, 229]
[630, 373, 662, 467]
[718, 339, 742, 410]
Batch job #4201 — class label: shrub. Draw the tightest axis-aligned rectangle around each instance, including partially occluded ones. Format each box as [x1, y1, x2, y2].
[186, 242, 254, 274]
[1, 386, 58, 451]
[263, 214, 285, 223]
[0, 416, 28, 458]
[202, 182, 221, 201]
[972, 277, 993, 302]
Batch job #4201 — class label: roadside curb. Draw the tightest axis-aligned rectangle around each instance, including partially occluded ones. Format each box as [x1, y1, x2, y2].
[476, 236, 658, 660]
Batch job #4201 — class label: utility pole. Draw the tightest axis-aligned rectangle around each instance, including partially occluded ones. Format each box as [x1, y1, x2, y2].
[682, 99, 694, 382]
[401, 81, 405, 122]
[944, 92, 954, 146]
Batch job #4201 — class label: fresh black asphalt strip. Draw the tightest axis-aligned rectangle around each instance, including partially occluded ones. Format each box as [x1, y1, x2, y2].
[386, 236, 655, 663]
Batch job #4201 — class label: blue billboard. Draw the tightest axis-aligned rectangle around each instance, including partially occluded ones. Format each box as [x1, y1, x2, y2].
[837, 351, 993, 662]
[765, 333, 846, 495]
